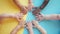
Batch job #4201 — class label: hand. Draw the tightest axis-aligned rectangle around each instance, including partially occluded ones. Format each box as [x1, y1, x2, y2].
[32, 8, 41, 16]
[32, 20, 39, 27]
[27, 0, 34, 10]
[26, 21, 33, 29]
[26, 21, 34, 34]
[18, 19, 26, 28]
[15, 13, 24, 21]
[20, 6, 28, 15]
[28, 3, 34, 10]
[13, 0, 28, 15]
[35, 14, 44, 21]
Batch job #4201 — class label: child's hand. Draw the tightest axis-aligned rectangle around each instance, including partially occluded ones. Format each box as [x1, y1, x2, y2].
[13, 0, 28, 15]
[32, 8, 41, 15]
[35, 14, 44, 21]
[32, 20, 39, 27]
[27, 0, 34, 10]
[26, 21, 33, 29]
[20, 6, 28, 15]
[15, 13, 24, 21]
[26, 22, 34, 34]
[18, 19, 26, 28]
[28, 3, 34, 10]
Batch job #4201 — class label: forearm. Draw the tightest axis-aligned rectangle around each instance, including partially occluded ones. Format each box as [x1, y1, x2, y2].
[28, 28, 34, 34]
[27, 22, 34, 34]
[0, 14, 15, 18]
[13, 0, 23, 8]
[29, 0, 32, 4]
[43, 14, 60, 20]
[37, 25, 47, 34]
[10, 25, 21, 34]
[39, 0, 49, 10]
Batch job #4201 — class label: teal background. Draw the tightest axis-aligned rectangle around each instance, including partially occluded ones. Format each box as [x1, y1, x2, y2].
[23, 0, 60, 34]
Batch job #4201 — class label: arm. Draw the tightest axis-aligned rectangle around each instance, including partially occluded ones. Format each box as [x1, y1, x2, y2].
[37, 25, 47, 34]
[39, 0, 50, 10]
[10, 19, 26, 34]
[13, 0, 28, 15]
[28, 0, 34, 10]
[26, 22, 34, 34]
[43, 14, 60, 20]
[32, 20, 47, 34]
[32, 0, 50, 16]
[0, 14, 15, 18]
[0, 13, 24, 19]
[10, 24, 21, 34]
[35, 14, 60, 21]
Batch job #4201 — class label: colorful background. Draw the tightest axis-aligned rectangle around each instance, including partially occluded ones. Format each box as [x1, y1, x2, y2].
[0, 0, 60, 34]
[24, 0, 60, 34]
[0, 0, 28, 34]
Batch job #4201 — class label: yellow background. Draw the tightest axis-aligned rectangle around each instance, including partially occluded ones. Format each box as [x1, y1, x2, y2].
[0, 0, 28, 34]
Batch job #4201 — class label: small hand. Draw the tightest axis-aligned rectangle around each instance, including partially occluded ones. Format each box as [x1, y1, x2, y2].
[26, 21, 33, 29]
[35, 14, 44, 21]
[32, 20, 39, 27]
[32, 8, 41, 16]
[28, 3, 34, 11]
[20, 6, 28, 15]
[18, 19, 26, 28]
[13, 0, 28, 15]
[15, 13, 24, 21]
[26, 21, 34, 34]
[27, 0, 34, 10]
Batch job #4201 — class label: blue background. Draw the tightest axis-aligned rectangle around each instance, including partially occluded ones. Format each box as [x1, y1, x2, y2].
[23, 0, 60, 34]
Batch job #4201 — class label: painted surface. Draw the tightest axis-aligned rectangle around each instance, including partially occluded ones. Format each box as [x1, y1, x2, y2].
[0, 0, 60, 34]
[24, 0, 60, 34]
[0, 0, 28, 34]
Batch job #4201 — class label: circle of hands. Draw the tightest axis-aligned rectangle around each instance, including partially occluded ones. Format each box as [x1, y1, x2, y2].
[0, 0, 60, 34]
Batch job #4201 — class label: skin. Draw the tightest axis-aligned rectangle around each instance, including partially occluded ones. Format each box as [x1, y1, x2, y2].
[32, 20, 47, 34]
[10, 24, 22, 34]
[0, 13, 25, 34]
[13, 0, 28, 15]
[10, 20, 47, 34]
[0, 0, 50, 34]
[28, 0, 35, 10]
[26, 20, 47, 34]
[0, 13, 47, 34]
[13, 0, 35, 15]
[31, 0, 50, 21]
[36, 14, 60, 21]
[26, 21, 34, 34]
[10, 19, 26, 34]
[0, 13, 24, 20]
[32, 0, 50, 16]
[43, 14, 60, 20]
[0, 13, 24, 26]
[10, 1, 34, 33]
[0, 0, 34, 34]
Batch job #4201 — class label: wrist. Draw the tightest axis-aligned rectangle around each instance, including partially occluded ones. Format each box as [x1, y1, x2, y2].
[42, 15, 48, 20]
[17, 24, 21, 28]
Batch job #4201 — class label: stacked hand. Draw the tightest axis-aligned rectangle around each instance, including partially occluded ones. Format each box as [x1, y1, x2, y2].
[35, 14, 44, 21]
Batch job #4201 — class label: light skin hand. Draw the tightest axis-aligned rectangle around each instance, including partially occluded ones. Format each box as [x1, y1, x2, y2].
[18, 19, 26, 28]
[32, 20, 47, 34]
[0, 13, 24, 20]
[13, 0, 28, 15]
[26, 22, 34, 34]
[28, 0, 34, 10]
[0, 13, 25, 34]
[10, 24, 21, 34]
[35, 14, 60, 21]
[35, 14, 44, 21]
[43, 14, 60, 20]
[10, 19, 26, 34]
